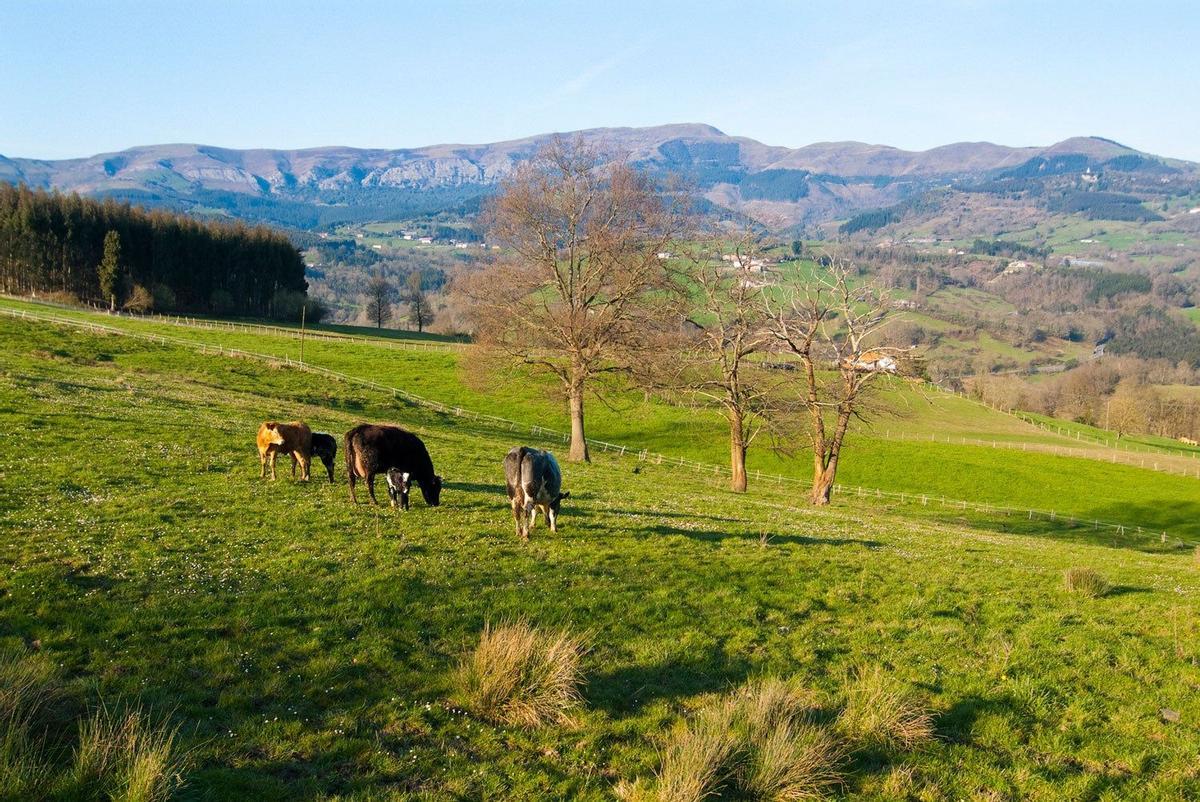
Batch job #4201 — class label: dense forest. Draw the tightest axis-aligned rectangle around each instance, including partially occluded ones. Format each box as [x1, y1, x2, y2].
[0, 184, 310, 317]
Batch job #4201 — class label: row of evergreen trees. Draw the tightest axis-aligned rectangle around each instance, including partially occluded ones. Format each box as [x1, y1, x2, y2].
[0, 183, 309, 317]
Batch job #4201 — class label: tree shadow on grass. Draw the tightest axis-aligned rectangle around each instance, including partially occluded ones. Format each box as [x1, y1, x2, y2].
[586, 644, 752, 716]
[904, 499, 1199, 555]
[444, 480, 503, 495]
[644, 523, 881, 548]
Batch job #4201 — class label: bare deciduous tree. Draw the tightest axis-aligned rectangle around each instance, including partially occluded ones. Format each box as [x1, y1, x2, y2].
[767, 255, 901, 505]
[365, 274, 393, 329]
[459, 138, 682, 461]
[643, 234, 783, 492]
[406, 271, 435, 332]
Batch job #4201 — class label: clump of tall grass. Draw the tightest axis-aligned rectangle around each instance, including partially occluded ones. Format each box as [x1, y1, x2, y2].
[837, 666, 935, 752]
[0, 649, 188, 801]
[62, 704, 189, 802]
[655, 678, 844, 802]
[1063, 567, 1111, 598]
[0, 648, 59, 799]
[454, 619, 586, 728]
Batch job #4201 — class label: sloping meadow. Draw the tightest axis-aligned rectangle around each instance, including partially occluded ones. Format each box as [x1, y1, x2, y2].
[1, 316, 1199, 798]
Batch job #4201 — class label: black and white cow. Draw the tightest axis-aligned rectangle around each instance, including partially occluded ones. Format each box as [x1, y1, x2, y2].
[503, 446, 569, 541]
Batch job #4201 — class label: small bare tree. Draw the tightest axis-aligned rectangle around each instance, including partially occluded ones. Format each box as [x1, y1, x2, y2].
[365, 274, 393, 329]
[406, 271, 435, 332]
[644, 234, 783, 492]
[767, 255, 900, 505]
[460, 138, 682, 461]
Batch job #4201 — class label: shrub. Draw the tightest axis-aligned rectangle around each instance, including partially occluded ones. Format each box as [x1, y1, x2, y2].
[123, 284, 154, 313]
[1063, 567, 1111, 598]
[151, 284, 177, 312]
[655, 678, 843, 802]
[62, 704, 188, 802]
[454, 620, 585, 728]
[837, 666, 934, 751]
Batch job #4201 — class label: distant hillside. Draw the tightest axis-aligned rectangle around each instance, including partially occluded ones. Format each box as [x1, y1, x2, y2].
[3, 124, 1196, 230]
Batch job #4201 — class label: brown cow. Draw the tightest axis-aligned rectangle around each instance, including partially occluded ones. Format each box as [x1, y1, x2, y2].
[256, 421, 313, 481]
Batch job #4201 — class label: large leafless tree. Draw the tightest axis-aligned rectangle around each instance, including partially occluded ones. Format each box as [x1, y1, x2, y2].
[767, 255, 901, 505]
[460, 139, 682, 461]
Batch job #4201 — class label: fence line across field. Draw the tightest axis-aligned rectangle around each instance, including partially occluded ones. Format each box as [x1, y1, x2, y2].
[5, 304, 1192, 550]
[934, 382, 1200, 460]
[858, 428, 1200, 479]
[9, 295, 468, 353]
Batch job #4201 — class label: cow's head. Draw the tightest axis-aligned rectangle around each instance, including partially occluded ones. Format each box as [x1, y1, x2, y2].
[421, 474, 443, 507]
[550, 490, 570, 515]
[385, 469, 411, 510]
[262, 422, 285, 446]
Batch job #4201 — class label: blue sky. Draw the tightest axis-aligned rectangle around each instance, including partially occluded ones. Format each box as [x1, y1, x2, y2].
[2, 0, 1198, 160]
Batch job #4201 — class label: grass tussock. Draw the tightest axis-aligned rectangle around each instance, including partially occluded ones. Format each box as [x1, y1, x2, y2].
[0, 647, 59, 724]
[0, 651, 187, 802]
[1063, 567, 1111, 598]
[837, 666, 935, 752]
[455, 619, 585, 728]
[655, 678, 844, 802]
[64, 704, 189, 802]
[0, 649, 59, 799]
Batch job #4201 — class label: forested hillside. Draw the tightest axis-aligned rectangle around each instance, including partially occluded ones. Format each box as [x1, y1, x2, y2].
[0, 184, 309, 318]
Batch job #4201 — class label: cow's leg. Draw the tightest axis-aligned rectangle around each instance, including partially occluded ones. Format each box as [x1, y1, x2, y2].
[298, 453, 311, 482]
[268, 451, 277, 481]
[367, 473, 380, 505]
[547, 504, 557, 533]
[511, 498, 523, 539]
[291, 453, 298, 478]
[325, 458, 335, 484]
[259, 449, 267, 479]
[525, 499, 538, 535]
[348, 472, 358, 504]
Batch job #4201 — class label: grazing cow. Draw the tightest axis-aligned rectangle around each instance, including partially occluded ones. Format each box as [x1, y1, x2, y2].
[503, 446, 570, 541]
[311, 432, 338, 483]
[256, 421, 312, 481]
[344, 424, 442, 508]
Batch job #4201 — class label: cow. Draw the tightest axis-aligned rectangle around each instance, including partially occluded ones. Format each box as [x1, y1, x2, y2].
[343, 424, 442, 509]
[256, 421, 312, 481]
[311, 432, 338, 483]
[503, 446, 569, 541]
[385, 468, 411, 510]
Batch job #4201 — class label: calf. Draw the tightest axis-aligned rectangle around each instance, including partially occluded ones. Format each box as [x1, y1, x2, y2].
[311, 432, 338, 483]
[503, 446, 570, 541]
[344, 424, 442, 508]
[256, 421, 312, 481]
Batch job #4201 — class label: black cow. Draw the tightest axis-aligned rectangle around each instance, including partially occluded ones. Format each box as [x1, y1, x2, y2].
[503, 446, 569, 541]
[311, 432, 337, 483]
[344, 424, 442, 509]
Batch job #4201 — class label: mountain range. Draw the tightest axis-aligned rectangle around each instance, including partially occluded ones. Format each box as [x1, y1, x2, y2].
[2, 124, 1196, 230]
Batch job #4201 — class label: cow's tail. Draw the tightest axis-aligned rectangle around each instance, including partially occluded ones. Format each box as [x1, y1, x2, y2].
[519, 447, 538, 500]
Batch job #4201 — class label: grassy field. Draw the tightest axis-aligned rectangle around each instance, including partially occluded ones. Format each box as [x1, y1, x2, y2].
[3, 311, 1200, 799]
[4, 297, 1198, 541]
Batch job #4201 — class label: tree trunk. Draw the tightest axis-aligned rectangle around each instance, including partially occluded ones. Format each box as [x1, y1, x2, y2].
[729, 411, 748, 493]
[811, 463, 835, 505]
[567, 372, 590, 462]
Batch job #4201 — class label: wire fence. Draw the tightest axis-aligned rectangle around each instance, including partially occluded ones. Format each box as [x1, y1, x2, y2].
[933, 382, 1200, 460]
[857, 428, 1200, 479]
[4, 303, 1193, 549]
[12, 296, 468, 353]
